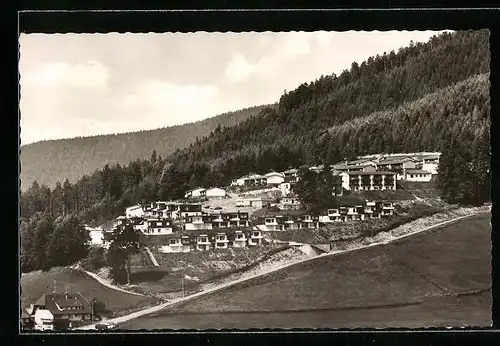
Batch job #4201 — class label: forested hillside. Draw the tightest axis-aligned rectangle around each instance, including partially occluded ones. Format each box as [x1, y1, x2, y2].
[20, 105, 268, 190]
[164, 30, 489, 182]
[20, 30, 491, 273]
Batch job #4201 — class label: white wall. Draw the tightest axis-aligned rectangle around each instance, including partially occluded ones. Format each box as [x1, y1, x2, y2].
[206, 188, 226, 198]
[406, 173, 432, 182]
[266, 175, 285, 185]
[422, 163, 438, 174]
[126, 205, 144, 218]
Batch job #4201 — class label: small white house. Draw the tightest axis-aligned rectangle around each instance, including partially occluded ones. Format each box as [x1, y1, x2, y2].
[126, 204, 144, 218]
[231, 176, 247, 187]
[184, 188, 206, 199]
[265, 172, 285, 185]
[405, 169, 433, 182]
[85, 226, 104, 246]
[34, 309, 54, 331]
[279, 182, 291, 196]
[205, 187, 226, 199]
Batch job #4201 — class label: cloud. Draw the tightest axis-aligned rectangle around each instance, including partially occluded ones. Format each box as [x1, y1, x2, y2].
[123, 80, 220, 124]
[22, 61, 110, 91]
[224, 53, 260, 83]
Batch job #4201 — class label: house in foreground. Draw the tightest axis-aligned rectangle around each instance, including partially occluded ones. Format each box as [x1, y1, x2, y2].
[27, 292, 91, 330]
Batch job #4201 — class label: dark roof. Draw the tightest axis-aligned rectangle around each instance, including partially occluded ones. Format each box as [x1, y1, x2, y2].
[34, 293, 91, 315]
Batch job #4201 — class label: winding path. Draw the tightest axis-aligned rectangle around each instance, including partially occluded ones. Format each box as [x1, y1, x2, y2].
[72, 265, 146, 297]
[74, 210, 488, 330]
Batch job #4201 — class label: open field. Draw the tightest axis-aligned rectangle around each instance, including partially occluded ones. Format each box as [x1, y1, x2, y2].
[20, 267, 156, 317]
[119, 213, 491, 329]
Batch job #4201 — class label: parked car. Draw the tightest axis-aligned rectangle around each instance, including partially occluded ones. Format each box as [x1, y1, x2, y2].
[95, 322, 117, 330]
[214, 206, 223, 210]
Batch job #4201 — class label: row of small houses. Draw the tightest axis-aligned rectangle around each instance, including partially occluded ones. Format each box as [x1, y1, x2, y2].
[228, 152, 440, 191]
[85, 197, 395, 249]
[257, 200, 395, 231]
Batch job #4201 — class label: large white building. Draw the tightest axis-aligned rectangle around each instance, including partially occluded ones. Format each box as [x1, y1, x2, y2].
[265, 171, 285, 185]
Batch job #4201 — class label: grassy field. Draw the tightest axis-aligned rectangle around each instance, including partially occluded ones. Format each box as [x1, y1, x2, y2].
[120, 213, 491, 329]
[20, 267, 155, 317]
[125, 245, 293, 297]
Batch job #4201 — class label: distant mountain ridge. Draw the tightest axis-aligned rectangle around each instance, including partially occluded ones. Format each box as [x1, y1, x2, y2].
[20, 105, 269, 190]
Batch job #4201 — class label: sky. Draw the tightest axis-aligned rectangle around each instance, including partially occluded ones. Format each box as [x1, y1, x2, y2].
[19, 30, 447, 145]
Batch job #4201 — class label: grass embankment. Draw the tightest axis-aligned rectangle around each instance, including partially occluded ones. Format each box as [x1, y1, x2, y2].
[123, 245, 305, 298]
[125, 212, 491, 329]
[265, 199, 451, 244]
[20, 267, 156, 318]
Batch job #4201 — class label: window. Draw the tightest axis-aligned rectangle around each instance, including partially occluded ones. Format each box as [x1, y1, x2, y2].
[253, 232, 260, 237]
[236, 234, 244, 239]
[170, 239, 177, 245]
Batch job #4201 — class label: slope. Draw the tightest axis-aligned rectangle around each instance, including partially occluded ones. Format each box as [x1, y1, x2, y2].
[20, 105, 268, 190]
[159, 30, 489, 193]
[119, 213, 491, 329]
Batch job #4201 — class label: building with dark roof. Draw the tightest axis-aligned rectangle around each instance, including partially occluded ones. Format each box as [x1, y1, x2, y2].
[30, 292, 91, 329]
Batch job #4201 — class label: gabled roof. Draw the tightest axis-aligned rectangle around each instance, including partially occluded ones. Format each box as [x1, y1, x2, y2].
[34, 292, 91, 315]
[265, 171, 285, 177]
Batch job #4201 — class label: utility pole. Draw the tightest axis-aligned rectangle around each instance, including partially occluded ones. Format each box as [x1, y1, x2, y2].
[181, 274, 185, 297]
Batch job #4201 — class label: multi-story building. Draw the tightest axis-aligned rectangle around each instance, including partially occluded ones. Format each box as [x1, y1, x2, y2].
[282, 168, 300, 183]
[135, 218, 173, 235]
[214, 232, 230, 249]
[278, 193, 301, 210]
[185, 215, 213, 231]
[196, 234, 211, 251]
[248, 229, 263, 246]
[233, 230, 248, 248]
[341, 171, 397, 191]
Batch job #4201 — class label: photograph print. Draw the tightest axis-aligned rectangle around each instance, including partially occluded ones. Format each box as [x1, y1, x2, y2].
[19, 28, 491, 331]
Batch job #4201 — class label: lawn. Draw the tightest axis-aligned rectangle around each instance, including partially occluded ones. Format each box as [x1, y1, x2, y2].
[20, 267, 155, 316]
[119, 213, 491, 329]
[126, 245, 289, 296]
